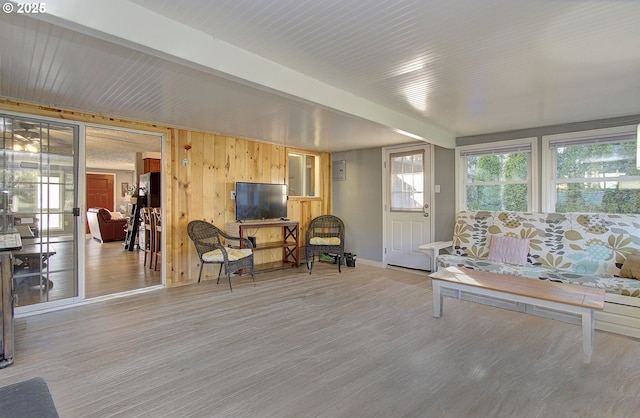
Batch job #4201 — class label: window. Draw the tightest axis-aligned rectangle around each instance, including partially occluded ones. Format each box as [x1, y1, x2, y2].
[456, 138, 537, 212]
[39, 175, 62, 229]
[542, 126, 640, 214]
[389, 150, 424, 211]
[288, 151, 320, 197]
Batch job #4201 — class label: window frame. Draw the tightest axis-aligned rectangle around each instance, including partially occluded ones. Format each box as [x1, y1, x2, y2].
[541, 125, 638, 213]
[388, 149, 426, 212]
[456, 137, 538, 212]
[287, 150, 321, 197]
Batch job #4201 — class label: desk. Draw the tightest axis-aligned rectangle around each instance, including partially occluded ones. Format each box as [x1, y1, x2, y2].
[12, 244, 56, 290]
[0, 233, 22, 251]
[13, 244, 56, 274]
[0, 233, 21, 369]
[1, 215, 39, 238]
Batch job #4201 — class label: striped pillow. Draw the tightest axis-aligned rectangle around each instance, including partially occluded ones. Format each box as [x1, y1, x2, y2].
[488, 236, 530, 266]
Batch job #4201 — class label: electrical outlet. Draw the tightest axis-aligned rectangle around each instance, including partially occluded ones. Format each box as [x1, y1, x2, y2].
[231, 191, 236, 200]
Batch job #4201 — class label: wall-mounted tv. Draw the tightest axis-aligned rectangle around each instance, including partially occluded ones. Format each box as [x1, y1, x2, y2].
[235, 182, 288, 221]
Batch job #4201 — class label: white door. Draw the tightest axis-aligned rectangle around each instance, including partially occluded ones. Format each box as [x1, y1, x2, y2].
[384, 144, 433, 270]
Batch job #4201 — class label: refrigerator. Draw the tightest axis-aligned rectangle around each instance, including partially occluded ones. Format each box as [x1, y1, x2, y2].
[139, 172, 161, 208]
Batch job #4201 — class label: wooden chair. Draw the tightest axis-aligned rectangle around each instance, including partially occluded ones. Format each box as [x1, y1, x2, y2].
[187, 220, 254, 291]
[305, 215, 345, 274]
[142, 207, 155, 269]
[152, 207, 162, 271]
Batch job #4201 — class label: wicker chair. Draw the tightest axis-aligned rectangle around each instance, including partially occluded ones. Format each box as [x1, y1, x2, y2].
[305, 215, 345, 274]
[187, 220, 254, 291]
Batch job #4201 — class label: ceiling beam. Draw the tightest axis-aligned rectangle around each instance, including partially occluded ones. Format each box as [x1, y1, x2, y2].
[37, 0, 455, 148]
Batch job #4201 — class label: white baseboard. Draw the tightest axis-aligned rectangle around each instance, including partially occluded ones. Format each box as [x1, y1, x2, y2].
[356, 258, 384, 268]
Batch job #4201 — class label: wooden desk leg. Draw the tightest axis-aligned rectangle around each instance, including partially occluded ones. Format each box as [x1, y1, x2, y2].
[582, 309, 594, 364]
[432, 280, 443, 318]
[1, 253, 14, 367]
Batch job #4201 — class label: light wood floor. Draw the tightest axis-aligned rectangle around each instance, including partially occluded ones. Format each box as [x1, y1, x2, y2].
[14, 238, 161, 306]
[85, 238, 161, 298]
[2, 263, 640, 417]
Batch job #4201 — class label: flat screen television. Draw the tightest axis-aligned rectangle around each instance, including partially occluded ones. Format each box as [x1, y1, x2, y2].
[235, 182, 288, 221]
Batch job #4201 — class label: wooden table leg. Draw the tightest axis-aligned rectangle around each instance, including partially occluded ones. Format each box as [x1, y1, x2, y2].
[432, 280, 443, 318]
[582, 309, 595, 364]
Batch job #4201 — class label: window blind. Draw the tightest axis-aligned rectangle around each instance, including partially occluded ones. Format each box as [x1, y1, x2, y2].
[459, 144, 531, 157]
[549, 133, 636, 149]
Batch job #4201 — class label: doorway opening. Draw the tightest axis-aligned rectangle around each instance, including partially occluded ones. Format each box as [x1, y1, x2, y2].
[85, 126, 162, 299]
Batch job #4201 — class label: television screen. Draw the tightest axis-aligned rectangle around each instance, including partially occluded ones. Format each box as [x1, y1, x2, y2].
[235, 182, 288, 221]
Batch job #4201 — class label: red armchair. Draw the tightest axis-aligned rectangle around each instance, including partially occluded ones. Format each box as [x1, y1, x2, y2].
[87, 208, 128, 242]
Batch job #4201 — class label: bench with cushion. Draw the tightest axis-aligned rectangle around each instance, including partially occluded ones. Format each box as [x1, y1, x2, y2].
[436, 211, 640, 338]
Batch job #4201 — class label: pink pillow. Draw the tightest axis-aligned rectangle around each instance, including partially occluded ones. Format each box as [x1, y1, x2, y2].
[488, 236, 530, 266]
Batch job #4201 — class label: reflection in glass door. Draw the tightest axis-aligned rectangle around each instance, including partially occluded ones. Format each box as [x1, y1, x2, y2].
[0, 115, 78, 308]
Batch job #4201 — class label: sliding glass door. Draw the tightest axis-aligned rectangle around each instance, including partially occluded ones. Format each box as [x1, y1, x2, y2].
[0, 114, 79, 309]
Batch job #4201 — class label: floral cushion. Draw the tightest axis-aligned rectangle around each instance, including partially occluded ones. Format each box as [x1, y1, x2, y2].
[309, 237, 341, 245]
[202, 248, 252, 262]
[437, 254, 640, 297]
[440, 211, 640, 297]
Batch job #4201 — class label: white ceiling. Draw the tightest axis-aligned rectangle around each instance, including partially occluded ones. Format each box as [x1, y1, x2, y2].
[1, 0, 640, 153]
[86, 127, 161, 171]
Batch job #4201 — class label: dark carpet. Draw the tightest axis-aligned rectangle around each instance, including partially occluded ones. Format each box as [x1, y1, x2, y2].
[0, 377, 58, 418]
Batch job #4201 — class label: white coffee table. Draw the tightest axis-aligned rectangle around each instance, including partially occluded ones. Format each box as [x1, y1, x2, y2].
[430, 267, 606, 363]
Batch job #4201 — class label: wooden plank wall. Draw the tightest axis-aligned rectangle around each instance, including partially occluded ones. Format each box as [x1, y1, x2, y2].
[0, 99, 331, 288]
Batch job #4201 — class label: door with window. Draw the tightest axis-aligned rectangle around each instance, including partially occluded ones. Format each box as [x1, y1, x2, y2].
[384, 144, 432, 270]
[0, 115, 79, 310]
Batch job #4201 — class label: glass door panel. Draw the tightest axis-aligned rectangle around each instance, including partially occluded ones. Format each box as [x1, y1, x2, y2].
[0, 115, 78, 307]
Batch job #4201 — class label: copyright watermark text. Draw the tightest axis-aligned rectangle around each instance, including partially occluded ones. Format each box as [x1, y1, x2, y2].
[3, 3, 47, 13]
